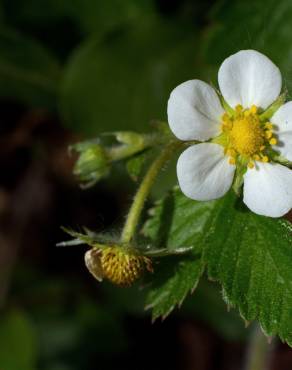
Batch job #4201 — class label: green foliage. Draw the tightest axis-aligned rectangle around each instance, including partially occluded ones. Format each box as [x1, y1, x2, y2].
[204, 194, 292, 345]
[143, 189, 219, 319]
[0, 27, 60, 107]
[143, 188, 218, 250]
[143, 189, 292, 345]
[0, 310, 37, 370]
[60, 18, 197, 134]
[4, 0, 155, 36]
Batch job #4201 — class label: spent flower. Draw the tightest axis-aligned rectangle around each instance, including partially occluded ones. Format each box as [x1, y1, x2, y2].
[85, 246, 153, 286]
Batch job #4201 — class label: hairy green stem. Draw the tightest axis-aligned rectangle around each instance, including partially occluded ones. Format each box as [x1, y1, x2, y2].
[245, 324, 274, 370]
[120, 141, 182, 244]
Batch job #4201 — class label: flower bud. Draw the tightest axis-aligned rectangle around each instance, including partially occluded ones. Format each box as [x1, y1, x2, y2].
[114, 131, 145, 147]
[72, 141, 110, 187]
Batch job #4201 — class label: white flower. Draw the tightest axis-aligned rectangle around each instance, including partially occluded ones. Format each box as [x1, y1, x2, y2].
[167, 50, 292, 218]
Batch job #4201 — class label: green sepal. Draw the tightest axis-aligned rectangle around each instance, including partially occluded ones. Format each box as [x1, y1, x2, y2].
[57, 227, 116, 249]
[259, 93, 286, 121]
[269, 151, 292, 168]
[232, 157, 248, 196]
[112, 131, 145, 146]
[70, 140, 110, 188]
[211, 132, 228, 146]
[140, 245, 194, 257]
[219, 95, 235, 116]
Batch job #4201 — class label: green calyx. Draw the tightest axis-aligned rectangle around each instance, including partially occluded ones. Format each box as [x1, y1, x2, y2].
[232, 156, 248, 196]
[72, 140, 110, 188]
[259, 93, 286, 121]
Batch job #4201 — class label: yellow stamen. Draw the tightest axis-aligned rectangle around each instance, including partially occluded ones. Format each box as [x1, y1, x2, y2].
[222, 112, 230, 122]
[100, 246, 152, 286]
[226, 148, 236, 157]
[220, 105, 276, 169]
[229, 113, 265, 156]
[265, 122, 273, 130]
[235, 104, 243, 113]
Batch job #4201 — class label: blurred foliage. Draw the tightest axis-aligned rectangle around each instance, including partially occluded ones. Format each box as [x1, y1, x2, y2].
[9, 266, 146, 370]
[0, 27, 60, 108]
[182, 279, 248, 342]
[0, 310, 37, 370]
[3, 0, 155, 37]
[60, 18, 197, 134]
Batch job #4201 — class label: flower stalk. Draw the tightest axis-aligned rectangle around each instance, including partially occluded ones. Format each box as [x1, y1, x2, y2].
[120, 141, 182, 244]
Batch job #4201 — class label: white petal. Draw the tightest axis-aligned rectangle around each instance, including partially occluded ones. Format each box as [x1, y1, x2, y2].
[177, 143, 235, 201]
[270, 101, 292, 161]
[218, 50, 282, 110]
[243, 162, 292, 217]
[167, 80, 223, 141]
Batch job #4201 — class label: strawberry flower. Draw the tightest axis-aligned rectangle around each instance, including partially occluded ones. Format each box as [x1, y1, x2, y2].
[167, 50, 292, 217]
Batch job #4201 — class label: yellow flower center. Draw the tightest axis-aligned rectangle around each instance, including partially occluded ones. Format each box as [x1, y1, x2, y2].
[221, 105, 277, 168]
[100, 246, 152, 286]
[230, 116, 264, 156]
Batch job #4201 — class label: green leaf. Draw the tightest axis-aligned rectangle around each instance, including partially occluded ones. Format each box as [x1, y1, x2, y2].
[143, 189, 219, 319]
[143, 187, 218, 251]
[60, 18, 197, 134]
[0, 27, 60, 107]
[0, 310, 37, 370]
[143, 189, 292, 345]
[203, 193, 292, 345]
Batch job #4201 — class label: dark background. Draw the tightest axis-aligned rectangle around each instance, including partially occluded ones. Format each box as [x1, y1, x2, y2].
[0, 0, 292, 369]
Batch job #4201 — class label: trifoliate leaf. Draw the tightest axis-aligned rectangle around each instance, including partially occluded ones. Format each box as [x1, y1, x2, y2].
[143, 189, 292, 346]
[203, 193, 292, 346]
